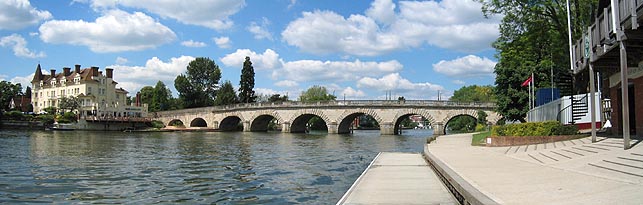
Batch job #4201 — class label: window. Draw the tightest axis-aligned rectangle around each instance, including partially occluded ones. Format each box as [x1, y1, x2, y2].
[88, 87, 92, 94]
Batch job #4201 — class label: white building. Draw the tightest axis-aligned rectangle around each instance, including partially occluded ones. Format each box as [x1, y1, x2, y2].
[30, 64, 147, 119]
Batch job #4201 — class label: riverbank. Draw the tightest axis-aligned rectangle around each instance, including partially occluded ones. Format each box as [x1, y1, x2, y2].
[425, 133, 643, 204]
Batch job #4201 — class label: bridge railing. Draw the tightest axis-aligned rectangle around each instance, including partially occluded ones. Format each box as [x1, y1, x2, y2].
[153, 100, 496, 117]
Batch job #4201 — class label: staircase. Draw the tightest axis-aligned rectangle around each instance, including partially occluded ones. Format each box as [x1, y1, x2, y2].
[570, 94, 589, 124]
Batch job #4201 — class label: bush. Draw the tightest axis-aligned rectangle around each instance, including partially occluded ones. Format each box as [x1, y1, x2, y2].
[151, 120, 165, 129]
[475, 123, 487, 132]
[38, 114, 55, 126]
[4, 110, 25, 120]
[491, 121, 577, 136]
[57, 112, 77, 123]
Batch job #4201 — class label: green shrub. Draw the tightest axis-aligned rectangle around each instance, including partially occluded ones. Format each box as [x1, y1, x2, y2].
[4, 110, 24, 120]
[492, 121, 577, 136]
[38, 114, 55, 126]
[151, 120, 165, 129]
[475, 124, 487, 132]
[57, 112, 77, 123]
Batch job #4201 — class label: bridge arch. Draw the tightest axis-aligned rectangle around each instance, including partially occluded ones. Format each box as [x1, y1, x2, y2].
[289, 109, 331, 133]
[250, 112, 283, 132]
[336, 109, 383, 134]
[219, 115, 244, 131]
[190, 117, 208, 127]
[391, 109, 438, 135]
[168, 119, 185, 127]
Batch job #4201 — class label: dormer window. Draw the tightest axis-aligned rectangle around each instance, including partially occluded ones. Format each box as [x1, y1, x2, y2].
[51, 81, 56, 86]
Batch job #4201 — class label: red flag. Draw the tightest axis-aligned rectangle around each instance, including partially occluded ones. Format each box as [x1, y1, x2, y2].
[521, 76, 532, 87]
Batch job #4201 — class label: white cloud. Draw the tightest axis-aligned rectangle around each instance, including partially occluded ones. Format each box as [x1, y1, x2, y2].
[10, 74, 33, 88]
[432, 55, 496, 77]
[276, 59, 403, 82]
[220, 49, 280, 70]
[287, 0, 297, 9]
[39, 9, 176, 53]
[181, 40, 207, 48]
[106, 56, 195, 94]
[213, 36, 231, 48]
[357, 73, 444, 99]
[366, 0, 396, 25]
[0, 34, 45, 58]
[86, 0, 245, 30]
[282, 0, 499, 56]
[275, 80, 298, 88]
[0, 0, 52, 30]
[115, 56, 128, 64]
[452, 80, 465, 85]
[247, 17, 273, 40]
[341, 87, 367, 98]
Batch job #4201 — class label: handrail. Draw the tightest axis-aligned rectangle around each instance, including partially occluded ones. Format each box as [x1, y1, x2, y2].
[556, 93, 589, 124]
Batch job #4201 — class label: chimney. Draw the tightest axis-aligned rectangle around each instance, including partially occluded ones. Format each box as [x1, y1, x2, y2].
[74, 64, 81, 74]
[50, 69, 56, 78]
[106, 68, 113, 78]
[91, 66, 99, 76]
[63, 67, 71, 76]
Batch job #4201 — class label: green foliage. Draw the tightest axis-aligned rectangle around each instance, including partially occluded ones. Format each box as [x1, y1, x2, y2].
[38, 114, 55, 126]
[299, 85, 336, 103]
[450, 85, 495, 102]
[175, 57, 221, 108]
[478, 0, 597, 122]
[214, 81, 239, 106]
[57, 112, 77, 123]
[151, 120, 165, 129]
[308, 116, 327, 130]
[151, 81, 171, 111]
[4, 110, 25, 120]
[447, 115, 476, 132]
[58, 96, 80, 112]
[239, 56, 257, 103]
[472, 131, 491, 146]
[477, 110, 488, 124]
[491, 121, 577, 136]
[358, 115, 379, 128]
[43, 107, 57, 114]
[475, 124, 487, 132]
[169, 120, 184, 126]
[0, 81, 23, 111]
[268, 94, 289, 103]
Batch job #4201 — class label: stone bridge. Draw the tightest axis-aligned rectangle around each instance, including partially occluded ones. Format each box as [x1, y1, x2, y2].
[152, 100, 501, 135]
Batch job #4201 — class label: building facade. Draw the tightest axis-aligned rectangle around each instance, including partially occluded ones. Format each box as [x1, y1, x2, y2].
[30, 64, 147, 118]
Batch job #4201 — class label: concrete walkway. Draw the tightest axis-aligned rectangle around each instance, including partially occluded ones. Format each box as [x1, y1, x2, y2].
[337, 152, 456, 205]
[426, 133, 643, 204]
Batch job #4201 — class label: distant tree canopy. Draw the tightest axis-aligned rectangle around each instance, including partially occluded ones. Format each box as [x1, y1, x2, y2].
[478, 0, 597, 122]
[299, 85, 336, 103]
[214, 80, 239, 106]
[268, 94, 289, 103]
[238, 56, 256, 103]
[449, 85, 495, 103]
[140, 81, 174, 112]
[175, 57, 221, 108]
[58, 96, 80, 113]
[0, 81, 23, 111]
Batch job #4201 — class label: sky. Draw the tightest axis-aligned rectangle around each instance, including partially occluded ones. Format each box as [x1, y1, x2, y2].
[0, 0, 502, 100]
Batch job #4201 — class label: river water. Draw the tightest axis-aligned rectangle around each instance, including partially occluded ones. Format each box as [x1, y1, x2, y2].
[0, 129, 432, 204]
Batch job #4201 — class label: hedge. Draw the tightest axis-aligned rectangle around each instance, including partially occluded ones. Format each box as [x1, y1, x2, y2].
[491, 121, 578, 136]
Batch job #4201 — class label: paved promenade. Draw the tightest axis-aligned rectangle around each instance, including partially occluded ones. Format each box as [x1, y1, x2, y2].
[337, 152, 456, 205]
[426, 133, 643, 204]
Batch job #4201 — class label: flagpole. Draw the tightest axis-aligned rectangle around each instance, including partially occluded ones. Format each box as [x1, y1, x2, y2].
[532, 72, 535, 108]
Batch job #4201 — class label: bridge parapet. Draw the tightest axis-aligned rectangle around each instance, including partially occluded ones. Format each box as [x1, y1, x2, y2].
[154, 100, 496, 116]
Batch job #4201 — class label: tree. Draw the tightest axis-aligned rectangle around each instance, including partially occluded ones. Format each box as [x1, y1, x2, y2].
[58, 96, 80, 113]
[139, 86, 154, 107]
[239, 56, 256, 103]
[25, 86, 32, 98]
[0, 81, 23, 111]
[214, 80, 238, 106]
[175, 57, 221, 108]
[268, 94, 289, 103]
[299, 85, 336, 102]
[478, 0, 597, 122]
[152, 81, 171, 111]
[450, 85, 495, 103]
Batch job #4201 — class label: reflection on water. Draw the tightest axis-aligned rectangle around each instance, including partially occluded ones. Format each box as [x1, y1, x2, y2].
[0, 129, 431, 204]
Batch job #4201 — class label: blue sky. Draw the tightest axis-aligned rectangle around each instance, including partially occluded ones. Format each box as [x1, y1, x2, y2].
[0, 0, 501, 100]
